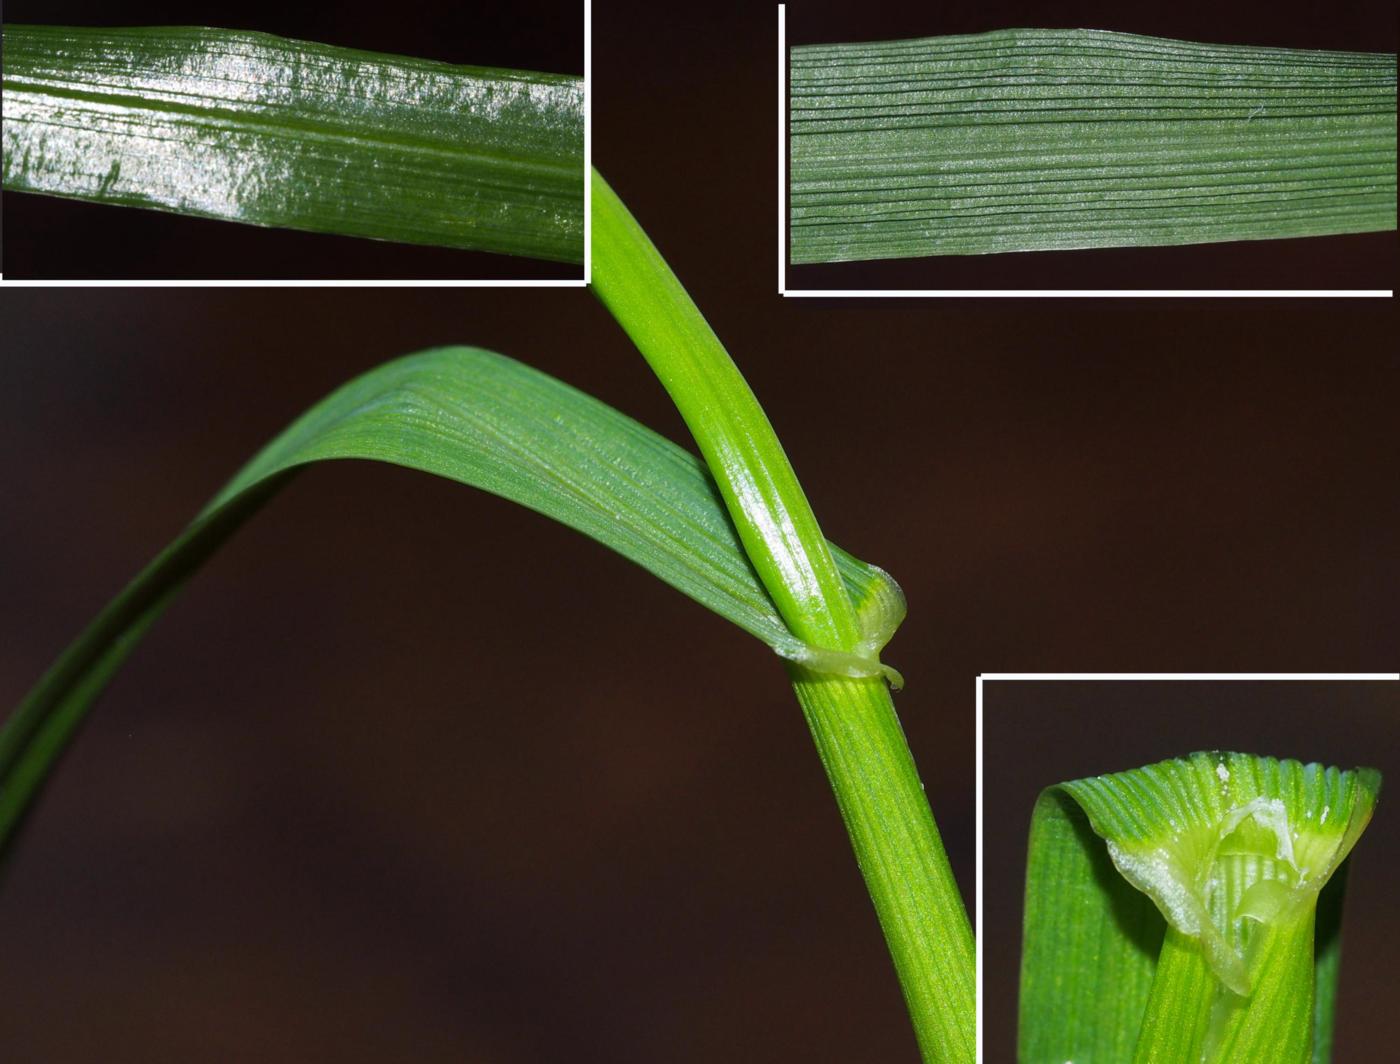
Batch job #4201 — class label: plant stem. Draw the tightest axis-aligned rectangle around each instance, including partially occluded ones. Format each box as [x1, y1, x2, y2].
[1204, 911, 1315, 1063]
[1131, 928, 1216, 1063]
[1133, 916, 1316, 1064]
[790, 671, 975, 1061]
[590, 167, 974, 1062]
[590, 170, 858, 652]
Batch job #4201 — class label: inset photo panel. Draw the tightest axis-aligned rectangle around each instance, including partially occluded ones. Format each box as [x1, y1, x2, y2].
[978, 674, 1398, 1064]
[1, 1, 589, 283]
[779, 2, 1397, 295]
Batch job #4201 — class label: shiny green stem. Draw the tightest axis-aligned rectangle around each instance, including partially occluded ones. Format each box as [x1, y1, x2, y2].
[590, 167, 974, 1063]
[590, 169, 858, 653]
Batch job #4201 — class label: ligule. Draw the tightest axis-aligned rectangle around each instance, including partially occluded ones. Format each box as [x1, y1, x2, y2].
[776, 563, 907, 688]
[1021, 752, 1380, 1064]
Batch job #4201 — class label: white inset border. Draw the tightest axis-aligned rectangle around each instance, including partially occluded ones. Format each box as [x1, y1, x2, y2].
[973, 671, 1398, 1062]
[778, 4, 1392, 300]
[778, 4, 787, 296]
[0, 1, 593, 288]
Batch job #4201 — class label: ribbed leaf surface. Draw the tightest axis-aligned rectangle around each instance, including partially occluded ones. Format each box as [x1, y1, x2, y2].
[790, 30, 1397, 263]
[2, 26, 585, 262]
[1019, 789, 1163, 1064]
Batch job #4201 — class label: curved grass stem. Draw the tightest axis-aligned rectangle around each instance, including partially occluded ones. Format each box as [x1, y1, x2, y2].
[591, 167, 974, 1062]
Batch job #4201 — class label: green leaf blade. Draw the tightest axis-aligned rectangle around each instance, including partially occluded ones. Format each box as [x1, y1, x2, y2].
[1018, 789, 1163, 1064]
[0, 346, 898, 852]
[2, 26, 585, 262]
[1311, 861, 1350, 1064]
[790, 29, 1397, 263]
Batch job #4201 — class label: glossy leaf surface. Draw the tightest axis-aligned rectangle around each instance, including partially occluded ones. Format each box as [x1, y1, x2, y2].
[2, 26, 584, 262]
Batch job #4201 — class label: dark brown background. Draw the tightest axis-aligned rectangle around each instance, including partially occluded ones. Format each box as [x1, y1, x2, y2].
[2, 1, 1398, 1062]
[1, 0, 584, 280]
[786, 0, 1399, 290]
[983, 681, 1399, 1063]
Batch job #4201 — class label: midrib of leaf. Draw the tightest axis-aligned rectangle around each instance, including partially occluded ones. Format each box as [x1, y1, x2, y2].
[11, 81, 573, 178]
[790, 28, 1397, 262]
[1, 25, 585, 262]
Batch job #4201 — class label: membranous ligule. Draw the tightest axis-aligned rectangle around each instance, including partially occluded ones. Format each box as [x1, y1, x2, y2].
[779, 563, 907, 689]
[1065, 752, 1379, 997]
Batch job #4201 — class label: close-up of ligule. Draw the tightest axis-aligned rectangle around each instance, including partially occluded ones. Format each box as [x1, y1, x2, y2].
[1022, 752, 1380, 1064]
[1062, 752, 1374, 847]
[789, 29, 1397, 263]
[1, 26, 585, 263]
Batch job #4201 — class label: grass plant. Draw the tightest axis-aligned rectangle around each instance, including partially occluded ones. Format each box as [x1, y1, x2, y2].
[1, 152, 973, 1064]
[2, 24, 1385, 1064]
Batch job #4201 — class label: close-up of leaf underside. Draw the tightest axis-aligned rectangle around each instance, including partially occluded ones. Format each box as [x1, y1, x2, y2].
[1, 26, 584, 263]
[789, 29, 1397, 263]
